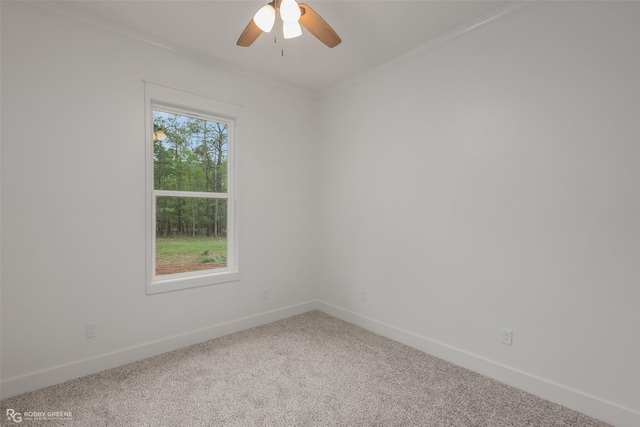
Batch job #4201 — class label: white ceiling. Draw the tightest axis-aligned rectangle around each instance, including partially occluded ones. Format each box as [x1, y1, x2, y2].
[54, 0, 513, 94]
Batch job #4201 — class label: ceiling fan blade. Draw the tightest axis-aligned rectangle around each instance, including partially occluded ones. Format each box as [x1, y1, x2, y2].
[237, 19, 263, 47]
[298, 3, 341, 48]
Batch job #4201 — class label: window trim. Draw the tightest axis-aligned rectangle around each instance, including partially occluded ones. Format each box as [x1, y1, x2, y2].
[144, 81, 242, 295]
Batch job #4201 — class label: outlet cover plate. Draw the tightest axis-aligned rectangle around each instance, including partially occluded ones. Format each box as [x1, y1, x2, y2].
[86, 322, 98, 338]
[501, 328, 512, 346]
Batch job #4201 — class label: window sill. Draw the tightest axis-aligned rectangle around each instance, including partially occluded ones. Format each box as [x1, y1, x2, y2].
[146, 270, 241, 295]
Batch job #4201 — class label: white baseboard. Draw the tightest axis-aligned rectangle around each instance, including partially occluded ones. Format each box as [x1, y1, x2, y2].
[0, 301, 318, 401]
[3, 300, 637, 427]
[315, 300, 640, 427]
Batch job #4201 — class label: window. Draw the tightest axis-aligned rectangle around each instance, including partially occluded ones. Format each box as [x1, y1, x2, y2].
[145, 82, 241, 294]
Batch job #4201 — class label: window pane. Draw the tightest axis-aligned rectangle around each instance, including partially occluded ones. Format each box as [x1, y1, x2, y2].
[155, 196, 228, 275]
[153, 110, 228, 193]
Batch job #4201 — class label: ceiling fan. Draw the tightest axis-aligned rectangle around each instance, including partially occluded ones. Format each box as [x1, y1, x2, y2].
[237, 0, 341, 48]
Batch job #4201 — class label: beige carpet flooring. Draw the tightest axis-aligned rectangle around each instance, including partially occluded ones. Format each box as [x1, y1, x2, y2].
[0, 311, 610, 426]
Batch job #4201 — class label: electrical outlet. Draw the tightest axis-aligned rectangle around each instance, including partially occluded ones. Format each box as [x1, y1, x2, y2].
[263, 290, 269, 300]
[86, 322, 98, 338]
[359, 291, 366, 302]
[501, 328, 513, 346]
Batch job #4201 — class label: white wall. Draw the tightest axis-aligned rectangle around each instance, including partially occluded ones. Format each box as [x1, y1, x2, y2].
[317, 2, 639, 426]
[1, 2, 318, 396]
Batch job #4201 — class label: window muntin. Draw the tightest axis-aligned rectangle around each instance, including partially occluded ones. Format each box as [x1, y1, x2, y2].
[145, 82, 241, 294]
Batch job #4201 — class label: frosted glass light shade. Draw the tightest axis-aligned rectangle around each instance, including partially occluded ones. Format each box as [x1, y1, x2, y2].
[279, 0, 301, 23]
[283, 21, 302, 39]
[253, 4, 276, 32]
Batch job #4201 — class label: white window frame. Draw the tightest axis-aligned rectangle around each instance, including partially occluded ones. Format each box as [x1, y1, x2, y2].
[144, 82, 242, 294]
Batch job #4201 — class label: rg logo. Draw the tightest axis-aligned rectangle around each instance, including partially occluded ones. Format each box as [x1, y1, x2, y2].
[6, 409, 22, 423]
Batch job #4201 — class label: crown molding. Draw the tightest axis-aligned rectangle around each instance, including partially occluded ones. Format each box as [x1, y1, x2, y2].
[17, 1, 317, 99]
[321, 1, 534, 98]
[11, 1, 535, 100]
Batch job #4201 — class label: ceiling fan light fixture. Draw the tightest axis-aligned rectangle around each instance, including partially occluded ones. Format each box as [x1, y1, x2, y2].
[253, 4, 276, 32]
[283, 21, 302, 39]
[237, 1, 340, 48]
[280, 0, 301, 23]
